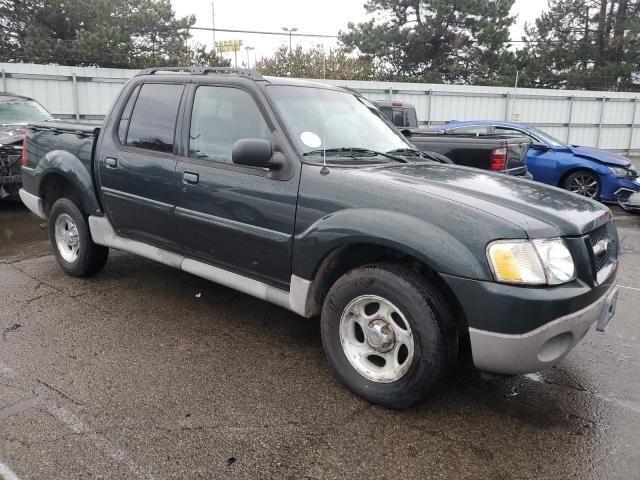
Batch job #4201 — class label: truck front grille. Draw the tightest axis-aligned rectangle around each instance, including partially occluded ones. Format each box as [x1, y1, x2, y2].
[587, 223, 613, 279]
[0, 147, 21, 175]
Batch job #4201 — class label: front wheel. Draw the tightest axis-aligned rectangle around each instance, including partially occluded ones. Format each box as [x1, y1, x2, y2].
[48, 198, 109, 277]
[563, 170, 601, 199]
[321, 264, 457, 409]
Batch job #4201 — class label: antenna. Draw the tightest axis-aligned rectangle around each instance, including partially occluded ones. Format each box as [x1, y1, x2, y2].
[320, 100, 329, 174]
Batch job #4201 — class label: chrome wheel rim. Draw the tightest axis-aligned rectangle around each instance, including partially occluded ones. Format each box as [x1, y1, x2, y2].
[568, 174, 599, 198]
[54, 213, 80, 263]
[339, 295, 414, 383]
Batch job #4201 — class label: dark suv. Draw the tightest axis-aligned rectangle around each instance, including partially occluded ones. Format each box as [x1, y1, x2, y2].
[19, 68, 619, 408]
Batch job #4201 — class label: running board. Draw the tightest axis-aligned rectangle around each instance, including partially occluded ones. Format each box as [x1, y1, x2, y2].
[88, 216, 312, 317]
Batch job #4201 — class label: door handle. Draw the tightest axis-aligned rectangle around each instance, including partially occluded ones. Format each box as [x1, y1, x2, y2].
[105, 157, 118, 168]
[183, 172, 199, 185]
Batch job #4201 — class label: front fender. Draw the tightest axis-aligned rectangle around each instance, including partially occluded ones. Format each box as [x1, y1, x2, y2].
[34, 150, 101, 215]
[553, 153, 611, 180]
[293, 208, 491, 281]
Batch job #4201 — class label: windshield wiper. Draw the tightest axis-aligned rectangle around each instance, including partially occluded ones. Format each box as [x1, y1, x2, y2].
[386, 148, 422, 157]
[303, 147, 409, 163]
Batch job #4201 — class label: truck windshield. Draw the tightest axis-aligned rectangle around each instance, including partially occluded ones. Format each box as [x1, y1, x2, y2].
[0, 99, 52, 125]
[267, 85, 411, 157]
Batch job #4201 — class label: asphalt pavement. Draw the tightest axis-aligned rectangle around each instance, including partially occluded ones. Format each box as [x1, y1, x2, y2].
[1, 200, 639, 479]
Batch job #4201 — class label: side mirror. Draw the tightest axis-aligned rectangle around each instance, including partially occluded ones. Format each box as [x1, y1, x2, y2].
[232, 138, 275, 168]
[400, 128, 412, 137]
[530, 142, 550, 152]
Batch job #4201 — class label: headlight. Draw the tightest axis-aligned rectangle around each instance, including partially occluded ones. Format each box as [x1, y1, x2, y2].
[487, 238, 575, 286]
[531, 238, 576, 284]
[608, 166, 629, 177]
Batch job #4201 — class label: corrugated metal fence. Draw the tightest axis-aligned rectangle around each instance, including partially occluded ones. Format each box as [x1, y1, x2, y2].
[2, 63, 639, 153]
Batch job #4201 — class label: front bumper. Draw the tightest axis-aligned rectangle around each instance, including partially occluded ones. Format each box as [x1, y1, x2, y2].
[615, 186, 640, 212]
[1, 145, 22, 192]
[468, 285, 618, 374]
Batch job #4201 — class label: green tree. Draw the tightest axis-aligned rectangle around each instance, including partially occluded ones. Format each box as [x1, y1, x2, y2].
[0, 0, 228, 68]
[256, 45, 378, 80]
[339, 0, 517, 84]
[518, 0, 640, 91]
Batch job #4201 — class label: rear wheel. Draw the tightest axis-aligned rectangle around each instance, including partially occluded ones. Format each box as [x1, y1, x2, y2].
[563, 170, 601, 199]
[321, 264, 457, 409]
[48, 198, 109, 277]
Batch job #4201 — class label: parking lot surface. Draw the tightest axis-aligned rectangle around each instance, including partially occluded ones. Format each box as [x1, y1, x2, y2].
[1, 201, 639, 479]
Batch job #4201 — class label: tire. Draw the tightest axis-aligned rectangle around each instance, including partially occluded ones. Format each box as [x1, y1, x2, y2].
[321, 263, 457, 409]
[48, 198, 109, 277]
[563, 170, 601, 199]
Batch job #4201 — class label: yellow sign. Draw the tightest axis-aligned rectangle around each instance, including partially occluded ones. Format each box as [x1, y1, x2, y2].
[215, 40, 243, 53]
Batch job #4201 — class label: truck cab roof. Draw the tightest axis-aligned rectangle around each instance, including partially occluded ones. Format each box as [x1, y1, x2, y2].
[134, 67, 350, 93]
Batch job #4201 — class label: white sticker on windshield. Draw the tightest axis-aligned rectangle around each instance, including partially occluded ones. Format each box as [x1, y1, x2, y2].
[300, 131, 322, 148]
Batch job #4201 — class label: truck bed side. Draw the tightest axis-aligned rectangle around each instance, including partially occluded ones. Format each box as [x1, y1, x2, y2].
[21, 121, 102, 216]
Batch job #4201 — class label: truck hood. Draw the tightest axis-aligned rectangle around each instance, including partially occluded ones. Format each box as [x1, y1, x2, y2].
[0, 124, 26, 146]
[568, 145, 631, 167]
[367, 163, 610, 238]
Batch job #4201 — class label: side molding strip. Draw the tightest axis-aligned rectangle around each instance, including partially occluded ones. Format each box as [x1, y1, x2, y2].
[89, 216, 183, 269]
[88, 216, 312, 317]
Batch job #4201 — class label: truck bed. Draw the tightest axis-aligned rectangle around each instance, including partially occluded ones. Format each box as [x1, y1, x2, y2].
[404, 129, 531, 176]
[25, 121, 99, 172]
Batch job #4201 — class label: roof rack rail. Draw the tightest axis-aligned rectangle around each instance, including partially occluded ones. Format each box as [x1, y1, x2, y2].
[0, 91, 30, 99]
[136, 66, 264, 80]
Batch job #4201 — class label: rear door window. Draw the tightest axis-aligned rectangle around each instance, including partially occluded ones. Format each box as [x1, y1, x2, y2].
[125, 83, 184, 153]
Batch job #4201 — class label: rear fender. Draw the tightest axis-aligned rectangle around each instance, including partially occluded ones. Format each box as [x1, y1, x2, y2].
[34, 150, 101, 215]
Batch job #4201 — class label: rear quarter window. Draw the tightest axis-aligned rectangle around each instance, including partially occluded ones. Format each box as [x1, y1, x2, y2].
[117, 86, 140, 144]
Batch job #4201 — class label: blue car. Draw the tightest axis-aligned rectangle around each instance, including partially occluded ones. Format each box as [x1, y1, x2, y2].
[435, 121, 640, 210]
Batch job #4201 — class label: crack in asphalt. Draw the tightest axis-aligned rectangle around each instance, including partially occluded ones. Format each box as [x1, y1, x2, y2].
[2, 323, 21, 341]
[0, 361, 157, 480]
[35, 378, 84, 407]
[5, 261, 120, 323]
[553, 367, 589, 393]
[0, 396, 40, 421]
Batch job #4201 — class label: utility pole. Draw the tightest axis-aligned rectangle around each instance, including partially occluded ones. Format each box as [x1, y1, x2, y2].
[211, 1, 216, 54]
[245, 46, 255, 68]
[511, 70, 519, 121]
[281, 26, 298, 75]
[281, 26, 298, 52]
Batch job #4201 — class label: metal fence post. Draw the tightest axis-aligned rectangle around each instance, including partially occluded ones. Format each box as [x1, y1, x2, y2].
[388, 87, 393, 101]
[596, 97, 606, 148]
[71, 73, 80, 121]
[566, 96, 574, 144]
[1, 69, 6, 93]
[504, 93, 510, 121]
[426, 90, 432, 125]
[628, 98, 638, 154]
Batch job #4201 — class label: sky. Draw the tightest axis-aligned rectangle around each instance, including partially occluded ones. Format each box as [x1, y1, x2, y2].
[171, 0, 548, 67]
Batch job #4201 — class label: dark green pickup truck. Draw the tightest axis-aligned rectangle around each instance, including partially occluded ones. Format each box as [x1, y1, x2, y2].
[19, 68, 619, 408]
